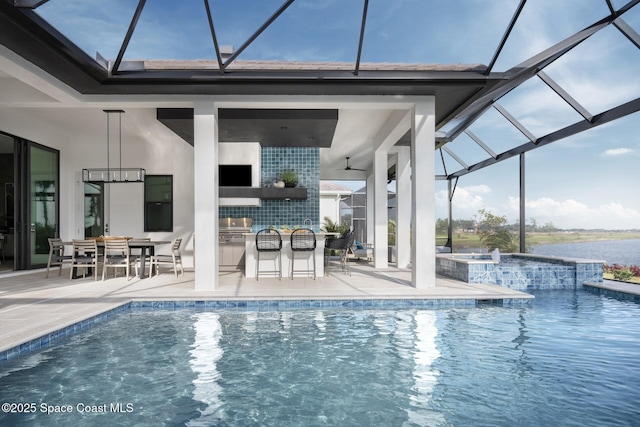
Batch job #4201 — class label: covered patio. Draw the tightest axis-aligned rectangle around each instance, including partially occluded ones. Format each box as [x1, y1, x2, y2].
[0, 1, 639, 293]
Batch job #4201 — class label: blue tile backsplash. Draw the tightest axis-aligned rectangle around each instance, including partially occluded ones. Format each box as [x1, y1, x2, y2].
[219, 147, 320, 231]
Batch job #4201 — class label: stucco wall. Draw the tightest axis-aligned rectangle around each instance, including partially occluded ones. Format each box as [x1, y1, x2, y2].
[0, 107, 195, 266]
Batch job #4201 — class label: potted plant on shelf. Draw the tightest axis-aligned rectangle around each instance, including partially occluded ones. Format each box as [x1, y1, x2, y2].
[280, 170, 298, 188]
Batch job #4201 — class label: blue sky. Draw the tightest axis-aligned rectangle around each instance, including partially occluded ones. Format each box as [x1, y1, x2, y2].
[37, 0, 640, 229]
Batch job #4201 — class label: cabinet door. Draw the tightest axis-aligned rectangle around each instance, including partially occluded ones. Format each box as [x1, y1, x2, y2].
[219, 245, 231, 266]
[232, 245, 245, 267]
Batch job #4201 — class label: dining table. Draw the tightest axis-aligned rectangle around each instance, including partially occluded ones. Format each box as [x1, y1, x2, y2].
[64, 238, 171, 279]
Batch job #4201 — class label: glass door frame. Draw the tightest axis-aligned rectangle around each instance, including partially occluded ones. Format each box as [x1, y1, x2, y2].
[84, 181, 105, 238]
[14, 138, 60, 270]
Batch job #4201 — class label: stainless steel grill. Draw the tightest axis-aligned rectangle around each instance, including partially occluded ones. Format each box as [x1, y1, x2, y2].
[219, 218, 252, 270]
[219, 217, 252, 243]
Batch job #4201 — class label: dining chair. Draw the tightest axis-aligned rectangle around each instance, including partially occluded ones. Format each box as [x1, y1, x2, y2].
[151, 238, 184, 277]
[290, 228, 316, 279]
[256, 229, 282, 280]
[101, 238, 131, 280]
[129, 237, 151, 277]
[46, 237, 72, 277]
[70, 239, 100, 281]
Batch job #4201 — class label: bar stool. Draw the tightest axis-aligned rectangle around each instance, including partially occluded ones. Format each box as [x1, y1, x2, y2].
[256, 229, 282, 280]
[326, 229, 354, 276]
[290, 228, 316, 280]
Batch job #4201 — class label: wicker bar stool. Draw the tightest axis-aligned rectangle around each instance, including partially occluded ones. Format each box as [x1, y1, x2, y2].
[290, 228, 316, 280]
[256, 229, 282, 280]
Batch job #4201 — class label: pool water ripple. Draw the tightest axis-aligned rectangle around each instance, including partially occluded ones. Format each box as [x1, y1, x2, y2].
[1, 290, 640, 426]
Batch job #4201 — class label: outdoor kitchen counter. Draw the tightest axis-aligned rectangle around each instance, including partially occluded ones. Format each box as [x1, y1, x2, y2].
[244, 231, 328, 278]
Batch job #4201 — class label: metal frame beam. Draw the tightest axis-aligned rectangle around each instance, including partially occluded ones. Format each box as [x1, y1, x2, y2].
[465, 129, 497, 158]
[204, 0, 225, 74]
[614, 17, 640, 49]
[442, 146, 468, 170]
[493, 102, 537, 143]
[353, 0, 369, 76]
[13, 0, 49, 8]
[446, 96, 640, 179]
[519, 153, 525, 253]
[222, 0, 296, 70]
[537, 70, 593, 122]
[443, 1, 640, 143]
[112, 0, 147, 75]
[485, 0, 527, 75]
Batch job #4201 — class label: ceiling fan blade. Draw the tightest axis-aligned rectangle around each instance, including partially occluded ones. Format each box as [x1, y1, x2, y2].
[342, 156, 366, 171]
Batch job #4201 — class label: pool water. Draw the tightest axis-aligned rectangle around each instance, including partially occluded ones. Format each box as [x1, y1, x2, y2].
[1, 290, 640, 426]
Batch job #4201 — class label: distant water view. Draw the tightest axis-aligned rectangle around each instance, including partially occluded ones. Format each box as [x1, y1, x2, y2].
[531, 239, 640, 267]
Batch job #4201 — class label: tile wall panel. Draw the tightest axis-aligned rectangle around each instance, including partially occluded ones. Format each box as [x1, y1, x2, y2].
[219, 147, 320, 231]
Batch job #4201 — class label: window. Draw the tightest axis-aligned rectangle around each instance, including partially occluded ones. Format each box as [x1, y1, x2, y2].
[144, 175, 172, 232]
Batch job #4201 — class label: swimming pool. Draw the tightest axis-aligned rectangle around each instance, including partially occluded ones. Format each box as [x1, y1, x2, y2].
[1, 290, 639, 426]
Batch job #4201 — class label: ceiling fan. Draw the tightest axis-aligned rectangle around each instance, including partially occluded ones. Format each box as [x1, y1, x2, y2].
[341, 157, 366, 171]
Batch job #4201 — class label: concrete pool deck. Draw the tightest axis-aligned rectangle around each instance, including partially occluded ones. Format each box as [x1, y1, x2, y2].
[0, 262, 536, 354]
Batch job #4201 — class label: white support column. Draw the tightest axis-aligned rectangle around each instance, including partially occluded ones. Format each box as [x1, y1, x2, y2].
[366, 173, 374, 244]
[373, 150, 388, 269]
[396, 146, 411, 269]
[194, 102, 219, 290]
[411, 99, 436, 288]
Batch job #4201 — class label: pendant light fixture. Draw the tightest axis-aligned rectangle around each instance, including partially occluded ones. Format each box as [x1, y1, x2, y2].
[82, 110, 145, 183]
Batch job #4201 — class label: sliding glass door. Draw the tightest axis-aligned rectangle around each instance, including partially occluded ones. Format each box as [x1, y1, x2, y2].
[5, 137, 59, 270]
[0, 133, 14, 271]
[29, 144, 59, 267]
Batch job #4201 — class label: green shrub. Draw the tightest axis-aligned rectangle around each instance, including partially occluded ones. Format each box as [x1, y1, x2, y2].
[321, 216, 347, 234]
[613, 268, 634, 281]
[476, 209, 518, 252]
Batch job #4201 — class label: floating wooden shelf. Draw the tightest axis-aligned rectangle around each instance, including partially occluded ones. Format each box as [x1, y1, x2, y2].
[219, 187, 307, 200]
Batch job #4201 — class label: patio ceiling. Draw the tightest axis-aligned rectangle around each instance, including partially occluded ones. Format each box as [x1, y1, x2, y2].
[157, 108, 340, 148]
[0, 1, 640, 180]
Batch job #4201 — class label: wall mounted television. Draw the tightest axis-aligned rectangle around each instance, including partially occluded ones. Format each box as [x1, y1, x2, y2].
[219, 164, 252, 187]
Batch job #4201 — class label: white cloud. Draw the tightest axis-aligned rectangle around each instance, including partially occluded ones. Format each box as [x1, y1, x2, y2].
[602, 147, 633, 157]
[507, 196, 640, 229]
[464, 185, 491, 194]
[598, 203, 640, 219]
[437, 185, 493, 219]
